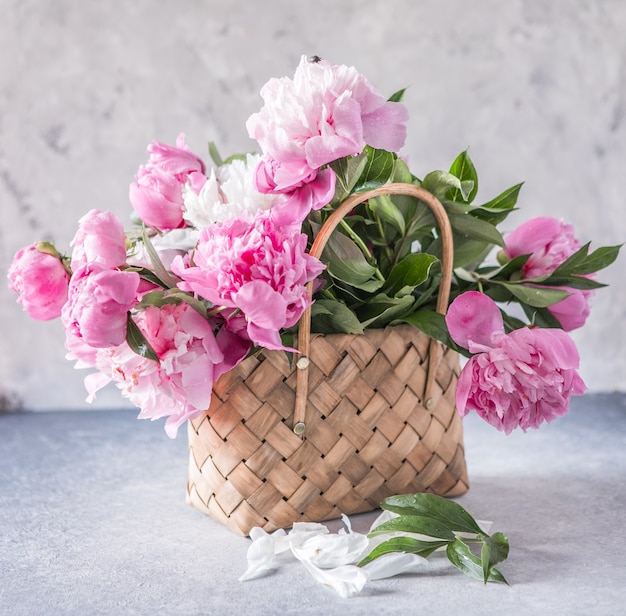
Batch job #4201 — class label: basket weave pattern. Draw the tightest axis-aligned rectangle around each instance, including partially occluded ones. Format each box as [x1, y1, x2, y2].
[187, 184, 469, 536]
[187, 323, 467, 536]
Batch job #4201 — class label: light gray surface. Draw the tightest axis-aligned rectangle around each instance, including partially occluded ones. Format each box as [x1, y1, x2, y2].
[1, 0, 625, 413]
[1, 393, 625, 615]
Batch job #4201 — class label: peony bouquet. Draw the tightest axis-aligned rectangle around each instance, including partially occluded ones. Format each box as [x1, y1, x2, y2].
[8, 55, 620, 438]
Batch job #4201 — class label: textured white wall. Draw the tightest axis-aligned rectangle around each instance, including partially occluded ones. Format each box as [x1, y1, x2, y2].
[1, 0, 624, 411]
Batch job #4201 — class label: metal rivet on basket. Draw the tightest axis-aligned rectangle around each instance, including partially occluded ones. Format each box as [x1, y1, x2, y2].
[296, 357, 310, 370]
[425, 398, 435, 410]
[293, 422, 306, 435]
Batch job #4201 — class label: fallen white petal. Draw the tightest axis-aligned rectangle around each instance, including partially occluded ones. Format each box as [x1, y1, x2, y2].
[295, 531, 369, 568]
[291, 544, 368, 598]
[341, 514, 352, 533]
[240, 512, 489, 593]
[362, 552, 428, 580]
[368, 509, 398, 533]
[239, 530, 278, 581]
[239, 526, 289, 582]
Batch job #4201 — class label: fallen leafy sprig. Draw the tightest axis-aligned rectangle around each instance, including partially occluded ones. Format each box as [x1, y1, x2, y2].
[359, 493, 509, 584]
[240, 494, 509, 597]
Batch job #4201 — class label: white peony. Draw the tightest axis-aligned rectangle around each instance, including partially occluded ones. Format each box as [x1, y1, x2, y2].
[182, 153, 276, 228]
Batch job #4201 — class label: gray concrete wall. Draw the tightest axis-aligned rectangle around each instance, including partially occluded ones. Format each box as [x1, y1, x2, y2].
[1, 0, 624, 411]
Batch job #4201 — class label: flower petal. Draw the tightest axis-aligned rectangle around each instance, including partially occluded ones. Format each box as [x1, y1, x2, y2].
[290, 544, 368, 598]
[362, 552, 427, 581]
[233, 281, 287, 330]
[445, 291, 504, 351]
[295, 532, 369, 568]
[239, 527, 287, 581]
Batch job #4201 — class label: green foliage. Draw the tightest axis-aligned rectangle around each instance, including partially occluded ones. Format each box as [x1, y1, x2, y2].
[126, 313, 159, 362]
[304, 146, 619, 348]
[446, 149, 478, 203]
[358, 493, 509, 585]
[387, 88, 407, 103]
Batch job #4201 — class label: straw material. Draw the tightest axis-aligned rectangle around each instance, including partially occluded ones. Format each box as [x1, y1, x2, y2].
[187, 324, 467, 536]
[186, 183, 469, 536]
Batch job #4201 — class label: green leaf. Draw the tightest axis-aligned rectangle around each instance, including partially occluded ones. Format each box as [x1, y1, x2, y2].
[355, 146, 396, 191]
[485, 532, 510, 568]
[446, 212, 504, 247]
[384, 253, 438, 298]
[208, 141, 223, 166]
[358, 493, 510, 585]
[141, 228, 178, 289]
[478, 253, 531, 281]
[368, 194, 406, 235]
[134, 290, 182, 309]
[222, 153, 249, 165]
[422, 171, 473, 202]
[447, 150, 478, 204]
[392, 157, 414, 184]
[475, 182, 523, 221]
[357, 294, 415, 328]
[574, 244, 622, 274]
[381, 494, 485, 535]
[310, 299, 364, 334]
[368, 515, 455, 540]
[447, 538, 508, 584]
[128, 266, 170, 289]
[323, 231, 378, 287]
[552, 244, 621, 277]
[447, 538, 483, 581]
[358, 537, 450, 566]
[485, 567, 509, 585]
[544, 243, 589, 277]
[280, 332, 295, 359]
[162, 290, 209, 317]
[521, 304, 564, 329]
[329, 151, 369, 198]
[539, 276, 606, 290]
[398, 311, 470, 356]
[451, 238, 492, 269]
[499, 282, 571, 308]
[126, 313, 159, 361]
[387, 88, 407, 103]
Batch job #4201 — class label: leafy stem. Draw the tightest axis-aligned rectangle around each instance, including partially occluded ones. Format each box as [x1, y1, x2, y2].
[358, 493, 510, 585]
[374, 212, 393, 265]
[338, 219, 384, 281]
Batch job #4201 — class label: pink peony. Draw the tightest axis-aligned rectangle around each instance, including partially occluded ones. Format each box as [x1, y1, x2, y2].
[255, 164, 336, 226]
[8, 243, 70, 320]
[66, 303, 251, 438]
[129, 133, 206, 231]
[503, 216, 594, 331]
[446, 291, 586, 434]
[62, 264, 140, 348]
[173, 209, 325, 351]
[247, 55, 408, 173]
[504, 217, 580, 279]
[247, 55, 408, 224]
[545, 290, 591, 332]
[70, 209, 128, 270]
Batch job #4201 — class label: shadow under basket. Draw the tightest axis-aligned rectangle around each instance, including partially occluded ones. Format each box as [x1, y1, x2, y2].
[186, 324, 468, 536]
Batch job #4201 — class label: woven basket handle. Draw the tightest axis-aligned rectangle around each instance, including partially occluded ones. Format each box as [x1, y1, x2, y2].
[293, 183, 454, 436]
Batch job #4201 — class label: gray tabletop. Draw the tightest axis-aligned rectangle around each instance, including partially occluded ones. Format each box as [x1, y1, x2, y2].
[1, 393, 625, 615]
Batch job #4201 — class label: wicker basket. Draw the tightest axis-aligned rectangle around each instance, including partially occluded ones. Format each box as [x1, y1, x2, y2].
[186, 184, 469, 536]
